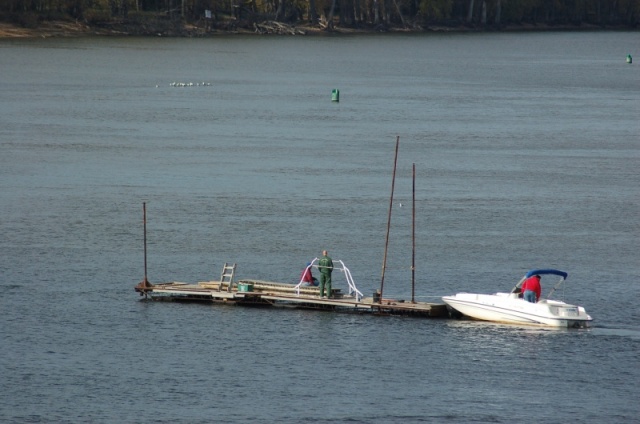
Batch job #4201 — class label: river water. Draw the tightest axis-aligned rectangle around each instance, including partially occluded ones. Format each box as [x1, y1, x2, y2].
[1, 31, 639, 423]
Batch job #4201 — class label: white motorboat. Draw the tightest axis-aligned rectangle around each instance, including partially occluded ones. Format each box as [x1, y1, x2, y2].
[442, 269, 593, 328]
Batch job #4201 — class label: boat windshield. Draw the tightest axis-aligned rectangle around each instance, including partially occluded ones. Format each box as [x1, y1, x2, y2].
[511, 269, 569, 300]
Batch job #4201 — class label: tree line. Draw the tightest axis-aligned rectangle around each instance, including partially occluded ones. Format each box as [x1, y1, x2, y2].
[2, 0, 639, 31]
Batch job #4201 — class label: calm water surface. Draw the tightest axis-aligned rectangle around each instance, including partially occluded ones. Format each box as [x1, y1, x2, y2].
[1, 32, 639, 423]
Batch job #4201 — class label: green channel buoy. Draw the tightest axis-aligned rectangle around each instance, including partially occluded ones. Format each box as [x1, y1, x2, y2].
[331, 89, 340, 102]
[627, 54, 632, 64]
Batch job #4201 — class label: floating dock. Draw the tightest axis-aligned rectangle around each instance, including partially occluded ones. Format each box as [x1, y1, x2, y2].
[133, 137, 454, 319]
[134, 273, 448, 318]
[134, 201, 449, 319]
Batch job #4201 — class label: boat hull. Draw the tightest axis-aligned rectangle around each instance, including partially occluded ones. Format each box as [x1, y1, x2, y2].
[442, 292, 592, 328]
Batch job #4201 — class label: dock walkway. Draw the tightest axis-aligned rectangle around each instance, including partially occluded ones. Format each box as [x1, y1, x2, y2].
[135, 278, 448, 318]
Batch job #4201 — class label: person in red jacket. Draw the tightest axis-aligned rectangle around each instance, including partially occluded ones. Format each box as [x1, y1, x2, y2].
[522, 274, 542, 303]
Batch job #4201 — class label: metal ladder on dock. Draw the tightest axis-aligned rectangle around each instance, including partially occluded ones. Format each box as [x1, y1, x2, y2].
[219, 263, 236, 292]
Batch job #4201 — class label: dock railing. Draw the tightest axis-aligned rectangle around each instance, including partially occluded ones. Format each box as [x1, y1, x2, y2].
[295, 258, 363, 301]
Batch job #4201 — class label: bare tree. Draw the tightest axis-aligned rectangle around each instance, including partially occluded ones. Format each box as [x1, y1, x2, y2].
[275, 0, 284, 20]
[392, 0, 406, 25]
[327, 0, 336, 27]
[467, 0, 474, 22]
[308, 0, 318, 22]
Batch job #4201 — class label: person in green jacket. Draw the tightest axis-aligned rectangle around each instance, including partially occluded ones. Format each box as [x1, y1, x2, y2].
[318, 250, 334, 298]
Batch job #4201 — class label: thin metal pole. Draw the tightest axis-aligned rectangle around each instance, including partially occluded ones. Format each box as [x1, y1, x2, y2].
[380, 136, 400, 302]
[411, 163, 416, 303]
[143, 202, 148, 284]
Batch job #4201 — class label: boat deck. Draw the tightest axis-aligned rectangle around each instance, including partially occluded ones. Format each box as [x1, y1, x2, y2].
[135, 279, 449, 318]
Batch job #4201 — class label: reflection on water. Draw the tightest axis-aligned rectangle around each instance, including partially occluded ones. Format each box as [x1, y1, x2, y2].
[445, 319, 591, 334]
[591, 327, 640, 340]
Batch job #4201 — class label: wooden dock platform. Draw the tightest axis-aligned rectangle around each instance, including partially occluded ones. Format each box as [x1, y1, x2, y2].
[134, 278, 449, 318]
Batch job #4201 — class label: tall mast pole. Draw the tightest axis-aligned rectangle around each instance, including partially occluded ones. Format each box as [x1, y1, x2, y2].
[380, 136, 400, 303]
[411, 163, 416, 303]
[143, 202, 149, 285]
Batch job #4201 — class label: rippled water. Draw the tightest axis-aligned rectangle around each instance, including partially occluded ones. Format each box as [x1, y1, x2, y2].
[1, 32, 639, 423]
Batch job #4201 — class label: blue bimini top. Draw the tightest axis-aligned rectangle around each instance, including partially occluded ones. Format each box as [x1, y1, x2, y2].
[525, 269, 568, 280]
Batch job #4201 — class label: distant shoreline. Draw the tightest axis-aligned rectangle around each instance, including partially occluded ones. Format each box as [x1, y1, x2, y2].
[0, 19, 635, 39]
